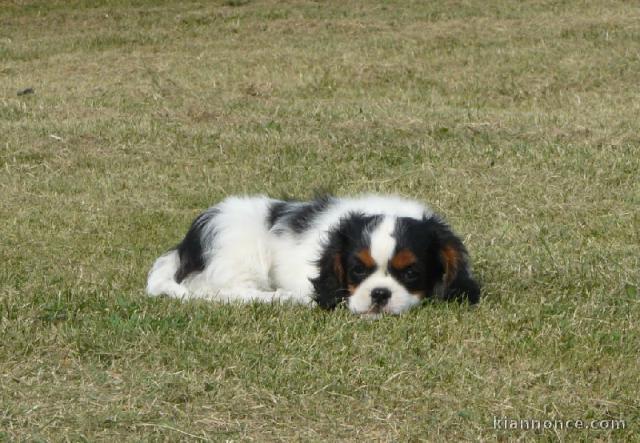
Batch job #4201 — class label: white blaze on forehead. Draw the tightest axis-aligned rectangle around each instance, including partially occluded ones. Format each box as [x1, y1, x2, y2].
[369, 216, 397, 268]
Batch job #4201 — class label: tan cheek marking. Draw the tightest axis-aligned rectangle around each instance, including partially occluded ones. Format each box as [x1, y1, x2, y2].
[412, 290, 426, 299]
[441, 245, 460, 284]
[347, 284, 356, 295]
[356, 249, 376, 268]
[390, 248, 417, 270]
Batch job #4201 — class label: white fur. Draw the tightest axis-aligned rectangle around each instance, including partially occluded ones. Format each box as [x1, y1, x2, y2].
[146, 250, 188, 298]
[369, 216, 397, 268]
[348, 274, 421, 315]
[146, 194, 432, 313]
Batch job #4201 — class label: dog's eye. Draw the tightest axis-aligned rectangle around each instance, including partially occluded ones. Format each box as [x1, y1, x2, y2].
[402, 266, 419, 282]
[351, 263, 368, 277]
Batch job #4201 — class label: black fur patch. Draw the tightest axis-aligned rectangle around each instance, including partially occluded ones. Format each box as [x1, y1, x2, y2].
[267, 200, 289, 228]
[270, 195, 334, 235]
[287, 195, 333, 234]
[174, 208, 218, 283]
[423, 216, 480, 303]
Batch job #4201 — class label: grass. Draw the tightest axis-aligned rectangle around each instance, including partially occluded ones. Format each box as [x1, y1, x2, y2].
[1, 0, 639, 440]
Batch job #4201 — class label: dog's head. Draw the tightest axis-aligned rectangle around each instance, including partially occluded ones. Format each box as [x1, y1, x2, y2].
[311, 213, 479, 315]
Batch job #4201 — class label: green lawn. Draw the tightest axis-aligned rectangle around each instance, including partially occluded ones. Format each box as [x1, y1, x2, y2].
[1, 0, 638, 440]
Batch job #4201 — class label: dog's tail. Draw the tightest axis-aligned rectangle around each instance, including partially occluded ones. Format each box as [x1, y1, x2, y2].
[146, 250, 189, 298]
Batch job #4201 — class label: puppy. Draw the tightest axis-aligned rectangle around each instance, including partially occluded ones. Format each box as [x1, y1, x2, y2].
[147, 195, 480, 315]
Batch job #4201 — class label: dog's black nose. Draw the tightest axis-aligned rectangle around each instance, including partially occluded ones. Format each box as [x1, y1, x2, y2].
[371, 287, 391, 305]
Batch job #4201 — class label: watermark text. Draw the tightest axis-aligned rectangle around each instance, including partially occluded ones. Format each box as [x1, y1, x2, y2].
[493, 416, 626, 431]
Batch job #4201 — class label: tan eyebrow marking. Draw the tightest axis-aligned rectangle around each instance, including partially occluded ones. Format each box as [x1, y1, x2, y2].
[390, 248, 417, 270]
[356, 248, 376, 268]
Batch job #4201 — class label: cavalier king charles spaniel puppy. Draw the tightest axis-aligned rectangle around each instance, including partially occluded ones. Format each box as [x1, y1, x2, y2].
[147, 195, 480, 315]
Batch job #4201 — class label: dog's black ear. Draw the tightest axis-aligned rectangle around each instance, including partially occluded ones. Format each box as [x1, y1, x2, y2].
[310, 213, 369, 309]
[311, 246, 347, 310]
[430, 218, 480, 304]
